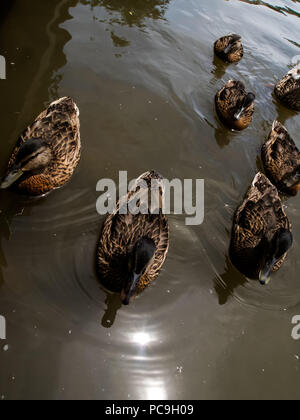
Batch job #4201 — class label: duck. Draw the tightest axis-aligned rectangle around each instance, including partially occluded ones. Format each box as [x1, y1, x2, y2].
[214, 34, 244, 63]
[97, 171, 169, 306]
[0, 97, 81, 196]
[274, 64, 300, 112]
[215, 80, 255, 131]
[229, 172, 293, 285]
[262, 121, 300, 196]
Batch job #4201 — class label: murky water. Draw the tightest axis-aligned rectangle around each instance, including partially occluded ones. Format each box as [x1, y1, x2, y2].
[0, 0, 300, 400]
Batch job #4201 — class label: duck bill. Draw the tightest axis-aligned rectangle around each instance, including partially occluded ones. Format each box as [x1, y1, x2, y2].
[289, 67, 300, 81]
[0, 168, 23, 189]
[259, 259, 277, 286]
[224, 44, 232, 55]
[290, 182, 300, 195]
[121, 273, 141, 306]
[234, 107, 245, 120]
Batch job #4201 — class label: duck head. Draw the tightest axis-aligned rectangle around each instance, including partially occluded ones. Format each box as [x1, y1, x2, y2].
[283, 170, 300, 196]
[288, 64, 300, 81]
[259, 229, 293, 285]
[224, 34, 242, 55]
[121, 237, 156, 306]
[1, 138, 53, 189]
[234, 93, 256, 120]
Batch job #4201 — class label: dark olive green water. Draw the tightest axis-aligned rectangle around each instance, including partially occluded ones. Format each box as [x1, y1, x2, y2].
[0, 0, 300, 400]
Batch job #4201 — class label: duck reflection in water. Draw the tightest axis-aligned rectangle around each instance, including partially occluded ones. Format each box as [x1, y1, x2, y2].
[215, 257, 248, 305]
[214, 125, 236, 148]
[101, 293, 123, 328]
[82, 0, 171, 49]
[0, 190, 27, 289]
[82, 0, 170, 26]
[274, 98, 298, 126]
[211, 55, 228, 80]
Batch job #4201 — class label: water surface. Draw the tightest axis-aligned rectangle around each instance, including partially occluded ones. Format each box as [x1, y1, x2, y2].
[0, 0, 300, 400]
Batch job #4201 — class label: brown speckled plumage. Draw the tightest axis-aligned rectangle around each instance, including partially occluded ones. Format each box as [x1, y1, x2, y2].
[215, 80, 255, 131]
[97, 171, 169, 297]
[214, 34, 244, 63]
[274, 65, 300, 112]
[262, 121, 300, 196]
[4, 97, 81, 195]
[230, 173, 291, 279]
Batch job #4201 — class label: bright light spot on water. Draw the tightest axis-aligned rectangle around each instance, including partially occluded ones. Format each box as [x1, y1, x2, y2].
[145, 382, 167, 400]
[132, 332, 152, 346]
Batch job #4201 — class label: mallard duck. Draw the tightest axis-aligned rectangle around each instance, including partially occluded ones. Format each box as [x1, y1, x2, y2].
[215, 80, 255, 131]
[0, 97, 81, 196]
[229, 173, 293, 285]
[262, 121, 300, 196]
[274, 64, 300, 111]
[214, 34, 244, 63]
[97, 171, 169, 306]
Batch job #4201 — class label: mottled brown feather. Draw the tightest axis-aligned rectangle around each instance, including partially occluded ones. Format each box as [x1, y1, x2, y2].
[214, 34, 244, 63]
[215, 80, 254, 131]
[97, 171, 170, 296]
[262, 121, 300, 196]
[230, 173, 291, 279]
[274, 67, 300, 111]
[5, 97, 81, 196]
